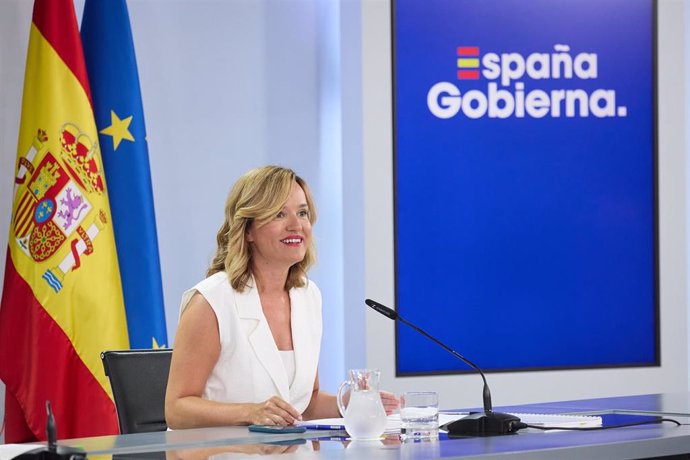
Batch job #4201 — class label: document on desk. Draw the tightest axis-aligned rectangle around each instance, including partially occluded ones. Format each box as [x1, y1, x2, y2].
[509, 412, 602, 428]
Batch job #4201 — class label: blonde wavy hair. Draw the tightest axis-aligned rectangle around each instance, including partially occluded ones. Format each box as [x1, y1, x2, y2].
[207, 165, 317, 291]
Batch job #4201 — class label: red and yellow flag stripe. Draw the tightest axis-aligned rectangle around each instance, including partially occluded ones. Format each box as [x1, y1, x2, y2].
[0, 0, 129, 441]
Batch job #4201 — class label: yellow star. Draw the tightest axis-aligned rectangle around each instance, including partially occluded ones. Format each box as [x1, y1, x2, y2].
[100, 110, 134, 150]
[152, 337, 167, 349]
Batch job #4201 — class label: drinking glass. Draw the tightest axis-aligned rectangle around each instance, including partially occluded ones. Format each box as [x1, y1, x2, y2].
[400, 391, 439, 441]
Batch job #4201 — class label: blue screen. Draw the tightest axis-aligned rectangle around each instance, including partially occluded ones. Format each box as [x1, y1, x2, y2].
[394, 0, 657, 374]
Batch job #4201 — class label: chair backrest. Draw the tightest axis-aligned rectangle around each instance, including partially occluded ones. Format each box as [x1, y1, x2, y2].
[101, 348, 172, 434]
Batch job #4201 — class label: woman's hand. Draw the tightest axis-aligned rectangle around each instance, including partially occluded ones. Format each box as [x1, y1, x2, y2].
[248, 396, 303, 426]
[380, 391, 400, 415]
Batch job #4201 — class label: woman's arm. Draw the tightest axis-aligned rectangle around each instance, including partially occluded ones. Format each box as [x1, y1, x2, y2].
[300, 372, 340, 420]
[165, 293, 302, 428]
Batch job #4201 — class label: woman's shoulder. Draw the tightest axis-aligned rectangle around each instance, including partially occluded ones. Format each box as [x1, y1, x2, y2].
[193, 271, 232, 293]
[180, 272, 233, 315]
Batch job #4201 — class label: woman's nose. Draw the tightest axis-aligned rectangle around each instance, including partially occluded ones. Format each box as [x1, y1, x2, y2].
[286, 213, 301, 230]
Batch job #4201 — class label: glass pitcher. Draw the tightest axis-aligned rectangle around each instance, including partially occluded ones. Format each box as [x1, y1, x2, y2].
[336, 369, 387, 440]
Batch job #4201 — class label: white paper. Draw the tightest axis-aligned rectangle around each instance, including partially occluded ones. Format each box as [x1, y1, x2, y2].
[0, 444, 42, 460]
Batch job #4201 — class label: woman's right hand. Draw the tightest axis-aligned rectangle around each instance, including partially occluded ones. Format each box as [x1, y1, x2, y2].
[248, 396, 303, 426]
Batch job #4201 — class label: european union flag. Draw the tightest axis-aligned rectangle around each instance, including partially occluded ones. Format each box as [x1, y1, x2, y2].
[81, 0, 167, 349]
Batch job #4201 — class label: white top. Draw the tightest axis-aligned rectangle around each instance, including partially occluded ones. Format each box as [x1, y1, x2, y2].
[179, 272, 322, 413]
[279, 350, 296, 387]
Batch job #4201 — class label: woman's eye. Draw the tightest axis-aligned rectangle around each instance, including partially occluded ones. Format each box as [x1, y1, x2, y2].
[276, 211, 286, 218]
[298, 210, 310, 217]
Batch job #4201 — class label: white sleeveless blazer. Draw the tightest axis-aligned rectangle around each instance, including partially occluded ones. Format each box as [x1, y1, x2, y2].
[179, 272, 322, 413]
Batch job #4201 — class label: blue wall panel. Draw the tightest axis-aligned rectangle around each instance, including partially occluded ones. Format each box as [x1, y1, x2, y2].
[394, 0, 657, 374]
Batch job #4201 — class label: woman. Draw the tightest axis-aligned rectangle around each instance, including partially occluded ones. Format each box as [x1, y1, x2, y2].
[165, 166, 397, 428]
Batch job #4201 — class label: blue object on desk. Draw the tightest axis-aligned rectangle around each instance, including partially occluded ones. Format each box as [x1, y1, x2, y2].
[301, 424, 346, 430]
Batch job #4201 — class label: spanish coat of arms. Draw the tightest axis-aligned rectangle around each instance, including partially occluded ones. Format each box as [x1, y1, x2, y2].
[12, 123, 108, 293]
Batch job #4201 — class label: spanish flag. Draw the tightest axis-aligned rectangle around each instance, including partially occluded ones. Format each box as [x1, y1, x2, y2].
[0, 0, 129, 442]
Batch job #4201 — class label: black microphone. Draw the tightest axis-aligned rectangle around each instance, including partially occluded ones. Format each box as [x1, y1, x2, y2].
[14, 401, 86, 460]
[46, 401, 57, 453]
[365, 298, 521, 436]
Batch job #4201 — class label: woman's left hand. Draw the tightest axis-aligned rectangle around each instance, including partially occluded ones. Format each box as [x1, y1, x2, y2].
[380, 391, 400, 415]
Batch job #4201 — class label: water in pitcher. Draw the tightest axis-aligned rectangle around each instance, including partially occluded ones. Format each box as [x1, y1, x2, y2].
[343, 390, 387, 440]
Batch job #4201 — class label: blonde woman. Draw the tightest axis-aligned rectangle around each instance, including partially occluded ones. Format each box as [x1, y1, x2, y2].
[165, 166, 397, 429]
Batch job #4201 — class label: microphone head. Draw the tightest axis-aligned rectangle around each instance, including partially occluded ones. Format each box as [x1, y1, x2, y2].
[46, 400, 57, 450]
[365, 298, 398, 320]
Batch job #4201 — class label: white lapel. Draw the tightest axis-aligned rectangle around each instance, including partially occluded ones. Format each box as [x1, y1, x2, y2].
[289, 286, 316, 398]
[234, 283, 290, 401]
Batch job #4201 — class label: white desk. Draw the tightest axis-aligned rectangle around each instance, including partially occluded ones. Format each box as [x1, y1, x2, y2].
[34, 393, 690, 459]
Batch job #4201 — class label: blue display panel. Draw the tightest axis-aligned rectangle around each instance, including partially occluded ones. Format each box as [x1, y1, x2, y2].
[393, 0, 657, 374]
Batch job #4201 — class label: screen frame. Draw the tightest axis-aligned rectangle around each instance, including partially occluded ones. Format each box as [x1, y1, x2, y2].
[390, 0, 660, 377]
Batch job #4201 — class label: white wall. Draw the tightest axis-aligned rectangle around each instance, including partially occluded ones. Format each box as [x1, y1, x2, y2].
[362, 0, 690, 409]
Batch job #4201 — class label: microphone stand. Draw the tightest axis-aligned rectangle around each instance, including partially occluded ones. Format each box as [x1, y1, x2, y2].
[366, 299, 521, 436]
[14, 402, 86, 459]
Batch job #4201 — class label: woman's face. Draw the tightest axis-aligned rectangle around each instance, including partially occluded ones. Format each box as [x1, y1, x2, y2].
[246, 181, 312, 271]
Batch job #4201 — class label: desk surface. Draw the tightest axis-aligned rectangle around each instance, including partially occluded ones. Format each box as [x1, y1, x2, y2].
[45, 393, 690, 459]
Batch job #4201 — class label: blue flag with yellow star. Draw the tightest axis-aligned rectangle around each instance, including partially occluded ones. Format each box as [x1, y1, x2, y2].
[81, 0, 167, 349]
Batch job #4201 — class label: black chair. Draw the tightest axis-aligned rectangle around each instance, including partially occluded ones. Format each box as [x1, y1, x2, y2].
[101, 348, 173, 434]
